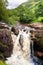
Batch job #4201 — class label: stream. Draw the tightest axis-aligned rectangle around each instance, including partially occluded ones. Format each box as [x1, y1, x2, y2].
[6, 26, 43, 65]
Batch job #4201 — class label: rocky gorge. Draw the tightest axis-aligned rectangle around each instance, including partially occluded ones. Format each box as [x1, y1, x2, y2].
[0, 22, 43, 65]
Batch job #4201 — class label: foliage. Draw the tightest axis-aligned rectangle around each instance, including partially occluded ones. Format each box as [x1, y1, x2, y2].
[0, 0, 43, 25]
[0, 60, 7, 65]
[19, 0, 43, 23]
[0, 0, 8, 23]
[7, 0, 43, 24]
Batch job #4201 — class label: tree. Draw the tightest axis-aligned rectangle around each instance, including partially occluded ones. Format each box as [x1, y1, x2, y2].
[0, 0, 8, 23]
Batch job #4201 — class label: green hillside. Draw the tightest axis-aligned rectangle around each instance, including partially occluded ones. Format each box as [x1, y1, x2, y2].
[0, 0, 43, 25]
[7, 0, 43, 24]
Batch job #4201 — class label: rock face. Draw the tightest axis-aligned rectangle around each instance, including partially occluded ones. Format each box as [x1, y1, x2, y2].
[33, 30, 43, 60]
[30, 22, 43, 61]
[28, 22, 43, 29]
[11, 26, 19, 36]
[0, 29, 13, 60]
[0, 22, 9, 29]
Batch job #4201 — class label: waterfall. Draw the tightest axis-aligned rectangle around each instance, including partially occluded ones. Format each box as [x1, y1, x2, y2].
[5, 27, 35, 65]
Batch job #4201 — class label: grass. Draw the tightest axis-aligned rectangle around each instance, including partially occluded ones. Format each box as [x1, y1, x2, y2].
[0, 60, 7, 65]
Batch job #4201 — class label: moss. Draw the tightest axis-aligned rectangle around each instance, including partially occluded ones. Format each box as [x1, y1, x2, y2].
[0, 42, 8, 48]
[0, 60, 7, 65]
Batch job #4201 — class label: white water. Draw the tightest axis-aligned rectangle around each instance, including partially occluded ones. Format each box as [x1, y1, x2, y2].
[6, 27, 35, 65]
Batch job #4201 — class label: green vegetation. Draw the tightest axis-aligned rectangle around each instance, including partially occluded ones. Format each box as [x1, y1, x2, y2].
[0, 0, 43, 25]
[0, 60, 7, 65]
[0, 0, 8, 23]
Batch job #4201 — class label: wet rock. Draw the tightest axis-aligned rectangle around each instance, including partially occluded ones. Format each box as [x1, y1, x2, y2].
[30, 22, 43, 61]
[37, 52, 43, 57]
[0, 29, 13, 60]
[0, 22, 9, 29]
[19, 35, 23, 50]
[11, 26, 19, 36]
[28, 22, 43, 29]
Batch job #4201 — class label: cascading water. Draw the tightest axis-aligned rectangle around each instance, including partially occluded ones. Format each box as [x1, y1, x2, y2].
[5, 26, 42, 65]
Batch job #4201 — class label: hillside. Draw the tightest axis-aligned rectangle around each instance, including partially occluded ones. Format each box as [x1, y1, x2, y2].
[7, 0, 43, 25]
[0, 0, 43, 25]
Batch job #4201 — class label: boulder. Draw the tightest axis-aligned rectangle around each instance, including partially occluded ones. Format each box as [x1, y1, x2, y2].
[0, 29, 13, 60]
[11, 26, 19, 36]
